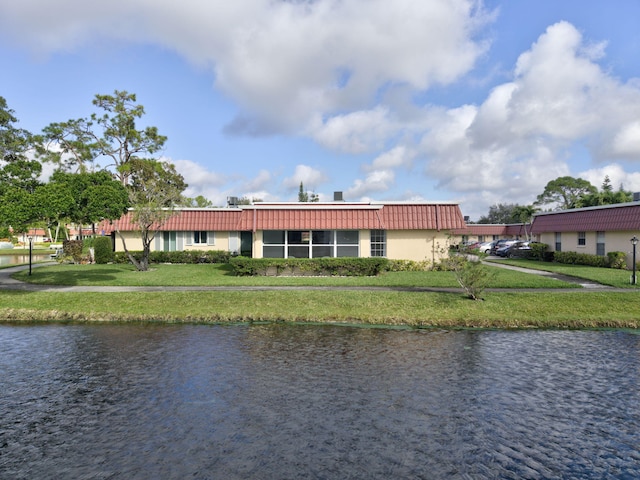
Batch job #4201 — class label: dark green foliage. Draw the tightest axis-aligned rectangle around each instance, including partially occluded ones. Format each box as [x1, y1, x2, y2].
[63, 240, 83, 264]
[93, 236, 114, 264]
[527, 242, 548, 261]
[228, 257, 389, 276]
[607, 251, 627, 269]
[554, 251, 610, 268]
[114, 250, 231, 265]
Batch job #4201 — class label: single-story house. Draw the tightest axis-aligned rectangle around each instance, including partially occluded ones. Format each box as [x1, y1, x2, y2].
[530, 202, 640, 258]
[102, 201, 467, 263]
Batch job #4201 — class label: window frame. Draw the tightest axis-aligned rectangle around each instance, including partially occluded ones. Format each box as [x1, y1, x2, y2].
[262, 230, 359, 258]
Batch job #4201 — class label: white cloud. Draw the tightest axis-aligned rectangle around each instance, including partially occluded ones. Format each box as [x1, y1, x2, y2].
[282, 164, 328, 191]
[309, 107, 395, 154]
[368, 146, 414, 171]
[610, 122, 640, 159]
[243, 169, 273, 192]
[0, 0, 491, 134]
[173, 158, 225, 189]
[345, 169, 395, 199]
[578, 164, 640, 193]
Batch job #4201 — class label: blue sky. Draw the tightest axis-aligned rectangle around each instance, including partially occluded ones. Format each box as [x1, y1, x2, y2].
[2, 0, 640, 220]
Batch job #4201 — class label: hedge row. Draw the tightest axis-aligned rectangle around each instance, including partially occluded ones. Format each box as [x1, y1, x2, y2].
[229, 257, 389, 276]
[553, 250, 627, 269]
[114, 250, 232, 264]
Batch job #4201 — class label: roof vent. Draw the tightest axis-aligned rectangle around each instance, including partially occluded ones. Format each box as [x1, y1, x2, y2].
[634, 192, 640, 202]
[227, 196, 239, 207]
[334, 191, 344, 202]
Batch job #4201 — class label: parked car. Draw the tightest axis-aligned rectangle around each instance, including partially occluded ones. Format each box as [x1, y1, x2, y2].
[478, 241, 495, 254]
[497, 241, 531, 258]
[490, 239, 516, 255]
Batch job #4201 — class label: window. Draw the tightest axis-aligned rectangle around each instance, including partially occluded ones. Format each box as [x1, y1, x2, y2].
[555, 232, 561, 252]
[578, 232, 586, 247]
[596, 231, 605, 256]
[193, 231, 208, 244]
[163, 232, 177, 252]
[262, 230, 359, 258]
[370, 230, 386, 257]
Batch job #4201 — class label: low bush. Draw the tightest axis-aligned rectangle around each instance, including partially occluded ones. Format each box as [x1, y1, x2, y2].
[93, 236, 114, 264]
[607, 251, 627, 269]
[442, 255, 495, 300]
[554, 251, 610, 268]
[527, 242, 548, 261]
[385, 259, 431, 271]
[228, 257, 389, 276]
[114, 250, 231, 264]
[63, 240, 83, 264]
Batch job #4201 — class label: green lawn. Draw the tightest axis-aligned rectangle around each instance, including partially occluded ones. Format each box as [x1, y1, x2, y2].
[11, 263, 579, 289]
[2, 261, 640, 329]
[0, 290, 638, 329]
[487, 258, 638, 288]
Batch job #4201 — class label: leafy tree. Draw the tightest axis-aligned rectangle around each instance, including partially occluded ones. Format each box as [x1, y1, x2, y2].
[298, 181, 319, 202]
[535, 176, 597, 210]
[576, 175, 632, 207]
[39, 90, 167, 184]
[116, 159, 187, 271]
[477, 204, 520, 224]
[0, 97, 41, 196]
[237, 196, 263, 205]
[49, 171, 129, 226]
[179, 194, 214, 208]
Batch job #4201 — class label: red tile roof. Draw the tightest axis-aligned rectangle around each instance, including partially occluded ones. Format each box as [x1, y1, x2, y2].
[102, 209, 243, 233]
[101, 202, 466, 233]
[531, 203, 640, 233]
[241, 203, 466, 231]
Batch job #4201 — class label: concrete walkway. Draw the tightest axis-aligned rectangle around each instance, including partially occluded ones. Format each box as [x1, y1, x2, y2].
[0, 261, 635, 294]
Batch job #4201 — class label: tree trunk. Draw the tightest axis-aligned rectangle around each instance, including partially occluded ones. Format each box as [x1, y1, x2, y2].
[115, 229, 145, 271]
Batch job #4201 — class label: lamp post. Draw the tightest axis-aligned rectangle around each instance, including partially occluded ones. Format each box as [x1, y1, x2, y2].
[631, 236, 638, 285]
[28, 235, 33, 276]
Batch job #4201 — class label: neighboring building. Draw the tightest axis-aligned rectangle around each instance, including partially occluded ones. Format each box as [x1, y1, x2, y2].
[102, 201, 467, 263]
[453, 223, 531, 244]
[530, 202, 640, 258]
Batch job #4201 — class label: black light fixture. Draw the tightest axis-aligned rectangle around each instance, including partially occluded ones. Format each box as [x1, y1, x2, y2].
[631, 236, 638, 285]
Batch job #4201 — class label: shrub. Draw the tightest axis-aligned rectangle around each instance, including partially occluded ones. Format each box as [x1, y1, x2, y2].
[443, 254, 495, 300]
[93, 236, 114, 264]
[385, 259, 431, 271]
[607, 251, 627, 269]
[527, 242, 548, 261]
[228, 257, 389, 276]
[63, 240, 83, 264]
[554, 251, 609, 268]
[114, 250, 231, 265]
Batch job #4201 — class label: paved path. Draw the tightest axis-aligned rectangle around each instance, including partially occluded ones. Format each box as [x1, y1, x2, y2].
[0, 261, 636, 294]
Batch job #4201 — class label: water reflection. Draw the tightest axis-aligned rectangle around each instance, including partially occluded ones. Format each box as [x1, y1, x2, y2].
[1, 324, 639, 479]
[0, 254, 51, 265]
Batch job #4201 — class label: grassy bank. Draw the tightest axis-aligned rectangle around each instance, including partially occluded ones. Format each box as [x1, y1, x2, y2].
[12, 263, 578, 288]
[0, 290, 638, 329]
[1, 262, 639, 328]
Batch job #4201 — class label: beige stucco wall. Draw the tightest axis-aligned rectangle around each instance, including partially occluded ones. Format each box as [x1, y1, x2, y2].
[251, 229, 453, 263]
[539, 230, 639, 259]
[385, 230, 453, 263]
[113, 231, 231, 252]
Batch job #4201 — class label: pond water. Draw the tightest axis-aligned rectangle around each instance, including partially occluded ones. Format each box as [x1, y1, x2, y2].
[0, 254, 52, 266]
[1, 324, 639, 479]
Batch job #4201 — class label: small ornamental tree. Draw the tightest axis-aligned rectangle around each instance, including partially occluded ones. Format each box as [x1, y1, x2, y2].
[445, 255, 495, 300]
